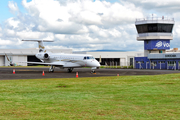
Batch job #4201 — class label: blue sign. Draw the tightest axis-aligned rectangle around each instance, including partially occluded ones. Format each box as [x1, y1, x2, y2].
[144, 40, 170, 50]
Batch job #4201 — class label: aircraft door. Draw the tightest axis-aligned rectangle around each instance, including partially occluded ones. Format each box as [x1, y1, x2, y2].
[83, 56, 87, 66]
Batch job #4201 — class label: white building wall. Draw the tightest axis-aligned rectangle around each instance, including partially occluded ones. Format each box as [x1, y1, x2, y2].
[0, 56, 4, 66]
[17, 55, 27, 66]
[87, 51, 143, 66]
[87, 51, 143, 58]
[120, 58, 126, 66]
[151, 51, 159, 54]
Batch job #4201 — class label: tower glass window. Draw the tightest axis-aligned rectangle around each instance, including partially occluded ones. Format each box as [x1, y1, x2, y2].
[136, 24, 174, 33]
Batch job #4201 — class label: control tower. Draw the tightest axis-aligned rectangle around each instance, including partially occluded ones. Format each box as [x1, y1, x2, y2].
[135, 16, 174, 56]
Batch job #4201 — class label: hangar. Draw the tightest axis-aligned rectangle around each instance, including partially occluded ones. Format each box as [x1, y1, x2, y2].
[0, 48, 143, 67]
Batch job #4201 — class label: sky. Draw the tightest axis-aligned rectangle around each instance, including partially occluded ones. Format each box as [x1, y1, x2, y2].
[0, 0, 180, 51]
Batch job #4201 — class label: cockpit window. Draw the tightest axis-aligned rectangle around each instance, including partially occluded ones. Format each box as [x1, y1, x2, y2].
[84, 56, 95, 60]
[90, 57, 94, 59]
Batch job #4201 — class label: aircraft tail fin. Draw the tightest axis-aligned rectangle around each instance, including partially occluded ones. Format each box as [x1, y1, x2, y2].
[22, 40, 53, 53]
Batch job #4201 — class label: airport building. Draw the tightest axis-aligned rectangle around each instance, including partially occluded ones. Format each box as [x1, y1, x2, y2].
[134, 16, 179, 70]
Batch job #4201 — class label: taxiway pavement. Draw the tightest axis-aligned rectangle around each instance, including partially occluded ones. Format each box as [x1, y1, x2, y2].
[0, 67, 180, 80]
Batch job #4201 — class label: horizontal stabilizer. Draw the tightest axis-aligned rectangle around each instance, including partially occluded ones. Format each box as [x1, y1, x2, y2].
[22, 40, 53, 42]
[22, 40, 53, 53]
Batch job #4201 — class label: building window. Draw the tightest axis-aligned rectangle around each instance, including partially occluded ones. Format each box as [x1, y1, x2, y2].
[159, 50, 163, 53]
[168, 61, 176, 66]
[136, 61, 144, 64]
[151, 61, 157, 66]
[130, 58, 133, 66]
[158, 61, 165, 64]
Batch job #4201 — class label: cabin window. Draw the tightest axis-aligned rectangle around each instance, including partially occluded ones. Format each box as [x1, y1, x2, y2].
[84, 57, 86, 60]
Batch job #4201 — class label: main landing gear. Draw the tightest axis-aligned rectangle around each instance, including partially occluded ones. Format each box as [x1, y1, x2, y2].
[49, 65, 54, 73]
[91, 67, 97, 74]
[68, 68, 73, 73]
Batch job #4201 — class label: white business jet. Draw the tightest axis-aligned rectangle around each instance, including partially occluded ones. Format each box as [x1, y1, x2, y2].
[22, 40, 100, 73]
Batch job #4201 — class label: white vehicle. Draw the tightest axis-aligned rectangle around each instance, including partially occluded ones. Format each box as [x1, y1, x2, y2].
[22, 40, 100, 73]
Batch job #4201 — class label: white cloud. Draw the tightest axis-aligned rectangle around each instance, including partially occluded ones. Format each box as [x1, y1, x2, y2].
[122, 0, 180, 14]
[20, 0, 143, 34]
[0, 39, 12, 45]
[8, 1, 19, 14]
[72, 10, 102, 25]
[0, 26, 2, 37]
[5, 18, 20, 28]
[5, 29, 16, 37]
[16, 31, 53, 40]
[109, 29, 121, 38]
[1, 0, 180, 51]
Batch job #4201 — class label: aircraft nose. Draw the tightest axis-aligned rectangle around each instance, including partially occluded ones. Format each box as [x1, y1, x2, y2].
[96, 60, 101, 67]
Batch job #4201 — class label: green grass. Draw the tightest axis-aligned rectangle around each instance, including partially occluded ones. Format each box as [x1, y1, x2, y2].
[1, 74, 180, 119]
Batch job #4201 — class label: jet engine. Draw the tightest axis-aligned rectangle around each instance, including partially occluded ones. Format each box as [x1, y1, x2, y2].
[43, 53, 50, 59]
[35, 53, 51, 60]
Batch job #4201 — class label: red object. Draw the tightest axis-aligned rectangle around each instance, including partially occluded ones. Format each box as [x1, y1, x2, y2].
[117, 74, 119, 76]
[13, 69, 15, 74]
[76, 72, 78, 78]
[42, 71, 45, 76]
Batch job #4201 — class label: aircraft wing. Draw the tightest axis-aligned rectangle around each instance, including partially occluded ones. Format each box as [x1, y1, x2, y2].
[20, 61, 81, 68]
[20, 61, 64, 66]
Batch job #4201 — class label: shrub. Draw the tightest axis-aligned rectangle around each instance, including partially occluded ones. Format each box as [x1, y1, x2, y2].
[123, 66, 127, 69]
[128, 65, 133, 69]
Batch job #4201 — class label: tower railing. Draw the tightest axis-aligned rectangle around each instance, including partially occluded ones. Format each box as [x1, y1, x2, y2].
[136, 17, 174, 21]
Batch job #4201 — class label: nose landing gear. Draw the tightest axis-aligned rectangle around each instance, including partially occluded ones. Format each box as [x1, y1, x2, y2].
[68, 68, 73, 73]
[91, 67, 97, 74]
[91, 70, 96, 74]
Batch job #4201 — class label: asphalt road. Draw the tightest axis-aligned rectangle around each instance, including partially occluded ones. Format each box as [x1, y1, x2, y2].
[0, 67, 180, 80]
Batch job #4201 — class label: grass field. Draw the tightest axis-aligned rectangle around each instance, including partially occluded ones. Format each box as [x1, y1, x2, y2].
[0, 74, 180, 119]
